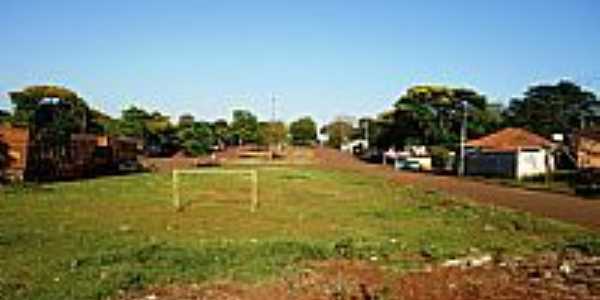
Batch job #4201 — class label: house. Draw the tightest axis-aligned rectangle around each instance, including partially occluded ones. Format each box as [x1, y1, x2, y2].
[96, 135, 141, 167]
[341, 139, 368, 154]
[0, 126, 30, 181]
[573, 129, 600, 169]
[67, 134, 100, 178]
[63, 134, 141, 177]
[1, 125, 141, 181]
[465, 128, 555, 179]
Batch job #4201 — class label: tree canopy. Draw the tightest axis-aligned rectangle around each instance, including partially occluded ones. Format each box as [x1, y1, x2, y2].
[322, 120, 354, 149]
[289, 116, 317, 145]
[258, 121, 287, 146]
[231, 110, 259, 144]
[9, 85, 90, 133]
[0, 109, 10, 123]
[177, 121, 214, 156]
[372, 85, 500, 149]
[107, 106, 178, 156]
[504, 81, 598, 137]
[178, 114, 195, 128]
[212, 119, 232, 147]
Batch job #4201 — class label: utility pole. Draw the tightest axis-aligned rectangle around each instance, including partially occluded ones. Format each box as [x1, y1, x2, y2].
[458, 101, 468, 176]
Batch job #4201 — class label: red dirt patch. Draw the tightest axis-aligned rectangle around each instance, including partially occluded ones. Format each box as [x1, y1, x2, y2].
[120, 250, 600, 300]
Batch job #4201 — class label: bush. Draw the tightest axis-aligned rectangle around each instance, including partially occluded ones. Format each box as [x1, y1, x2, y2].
[430, 146, 450, 169]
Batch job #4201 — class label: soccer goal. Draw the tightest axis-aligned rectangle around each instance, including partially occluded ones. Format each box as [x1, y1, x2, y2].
[172, 169, 258, 212]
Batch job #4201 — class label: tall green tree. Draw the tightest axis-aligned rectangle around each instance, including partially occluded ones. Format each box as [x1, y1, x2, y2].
[504, 81, 598, 136]
[212, 119, 232, 147]
[321, 120, 353, 149]
[177, 121, 214, 156]
[258, 121, 287, 146]
[178, 114, 195, 128]
[231, 110, 258, 144]
[289, 116, 317, 145]
[110, 106, 178, 156]
[0, 109, 10, 123]
[374, 85, 498, 148]
[87, 108, 114, 134]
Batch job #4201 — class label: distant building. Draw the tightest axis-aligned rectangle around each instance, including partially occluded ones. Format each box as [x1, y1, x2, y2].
[341, 139, 368, 154]
[0, 126, 30, 181]
[0, 124, 141, 182]
[573, 129, 600, 169]
[465, 128, 555, 179]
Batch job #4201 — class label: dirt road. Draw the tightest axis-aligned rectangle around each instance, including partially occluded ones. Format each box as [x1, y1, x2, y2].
[315, 148, 600, 230]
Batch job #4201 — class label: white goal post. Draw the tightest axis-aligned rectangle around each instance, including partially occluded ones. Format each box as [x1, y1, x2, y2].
[172, 169, 258, 213]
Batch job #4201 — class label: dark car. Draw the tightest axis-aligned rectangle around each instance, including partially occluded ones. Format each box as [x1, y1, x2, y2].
[574, 168, 600, 198]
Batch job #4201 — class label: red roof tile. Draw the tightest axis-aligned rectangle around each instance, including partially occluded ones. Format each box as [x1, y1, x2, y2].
[467, 128, 553, 151]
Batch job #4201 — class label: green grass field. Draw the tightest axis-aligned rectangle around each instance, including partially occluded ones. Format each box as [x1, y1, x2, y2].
[0, 166, 596, 299]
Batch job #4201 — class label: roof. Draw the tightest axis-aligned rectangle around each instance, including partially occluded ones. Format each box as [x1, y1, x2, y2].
[467, 128, 553, 151]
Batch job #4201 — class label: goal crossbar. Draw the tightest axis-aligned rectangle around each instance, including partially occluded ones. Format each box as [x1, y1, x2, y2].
[172, 169, 258, 212]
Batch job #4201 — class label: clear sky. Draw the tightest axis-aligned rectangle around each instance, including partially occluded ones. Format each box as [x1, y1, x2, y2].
[1, 0, 599, 125]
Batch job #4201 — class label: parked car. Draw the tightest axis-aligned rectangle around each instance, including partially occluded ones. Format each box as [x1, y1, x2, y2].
[395, 159, 422, 171]
[574, 168, 600, 198]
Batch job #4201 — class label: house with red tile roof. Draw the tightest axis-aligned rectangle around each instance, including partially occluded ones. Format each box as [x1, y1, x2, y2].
[465, 128, 555, 179]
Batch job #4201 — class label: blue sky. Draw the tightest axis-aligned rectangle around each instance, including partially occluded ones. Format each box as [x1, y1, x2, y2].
[1, 0, 599, 125]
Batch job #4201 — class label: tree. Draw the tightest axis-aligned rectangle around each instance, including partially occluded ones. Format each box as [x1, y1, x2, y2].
[504, 81, 598, 137]
[372, 85, 498, 149]
[258, 121, 287, 146]
[178, 114, 195, 128]
[110, 106, 178, 156]
[322, 120, 353, 149]
[212, 119, 232, 147]
[177, 121, 214, 156]
[289, 116, 317, 145]
[87, 108, 114, 134]
[0, 109, 10, 123]
[9, 85, 89, 130]
[231, 110, 258, 144]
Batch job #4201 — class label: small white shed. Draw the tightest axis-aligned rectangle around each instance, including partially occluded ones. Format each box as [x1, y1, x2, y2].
[341, 139, 369, 153]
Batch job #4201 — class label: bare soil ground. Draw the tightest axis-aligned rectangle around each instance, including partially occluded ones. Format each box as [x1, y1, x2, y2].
[123, 250, 600, 300]
[140, 146, 315, 173]
[314, 147, 600, 231]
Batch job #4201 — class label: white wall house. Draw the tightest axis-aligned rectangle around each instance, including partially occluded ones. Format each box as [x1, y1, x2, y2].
[516, 148, 555, 178]
[465, 128, 555, 179]
[341, 139, 368, 153]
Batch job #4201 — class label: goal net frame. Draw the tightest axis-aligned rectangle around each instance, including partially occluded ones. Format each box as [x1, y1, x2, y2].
[172, 169, 258, 212]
